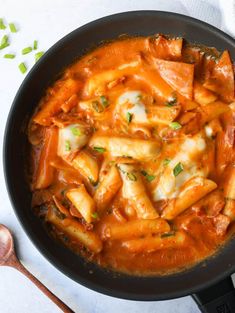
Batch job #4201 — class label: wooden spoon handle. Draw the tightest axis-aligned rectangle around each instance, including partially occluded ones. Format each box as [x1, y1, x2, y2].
[8, 254, 74, 313]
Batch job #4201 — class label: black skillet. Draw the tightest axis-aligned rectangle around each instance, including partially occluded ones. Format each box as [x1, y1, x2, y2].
[3, 11, 235, 313]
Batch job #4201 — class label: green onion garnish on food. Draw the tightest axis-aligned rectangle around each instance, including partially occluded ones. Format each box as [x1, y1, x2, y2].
[71, 127, 82, 137]
[169, 121, 182, 130]
[163, 158, 171, 166]
[65, 140, 71, 152]
[22, 46, 32, 55]
[173, 162, 184, 176]
[9, 23, 17, 33]
[93, 146, 106, 153]
[126, 172, 137, 181]
[0, 18, 6, 30]
[100, 95, 109, 107]
[18, 62, 27, 74]
[140, 170, 155, 182]
[146, 174, 155, 182]
[91, 212, 99, 219]
[126, 112, 133, 124]
[35, 51, 44, 62]
[4, 54, 15, 59]
[33, 40, 38, 50]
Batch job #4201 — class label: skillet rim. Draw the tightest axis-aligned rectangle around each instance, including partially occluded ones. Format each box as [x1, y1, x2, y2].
[3, 10, 235, 301]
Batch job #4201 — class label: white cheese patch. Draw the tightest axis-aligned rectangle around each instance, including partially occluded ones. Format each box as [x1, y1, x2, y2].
[58, 124, 88, 158]
[152, 134, 207, 201]
[117, 90, 148, 123]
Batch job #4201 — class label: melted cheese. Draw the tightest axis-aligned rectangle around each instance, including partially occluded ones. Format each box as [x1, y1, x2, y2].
[153, 134, 207, 201]
[117, 90, 148, 123]
[57, 124, 88, 158]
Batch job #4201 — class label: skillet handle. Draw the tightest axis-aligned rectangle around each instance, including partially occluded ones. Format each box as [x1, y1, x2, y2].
[192, 276, 235, 313]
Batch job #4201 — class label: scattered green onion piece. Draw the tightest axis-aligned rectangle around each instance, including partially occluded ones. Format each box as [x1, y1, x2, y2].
[91, 212, 99, 219]
[33, 40, 38, 50]
[173, 162, 184, 177]
[9, 23, 17, 33]
[65, 140, 71, 152]
[141, 170, 155, 182]
[100, 95, 109, 107]
[93, 146, 106, 153]
[1, 35, 8, 46]
[146, 174, 156, 182]
[18, 62, 27, 74]
[169, 121, 182, 130]
[163, 158, 171, 166]
[161, 231, 175, 238]
[35, 51, 44, 62]
[71, 127, 82, 137]
[4, 54, 15, 59]
[0, 18, 6, 30]
[126, 112, 133, 124]
[0, 43, 9, 50]
[22, 46, 32, 55]
[126, 172, 137, 181]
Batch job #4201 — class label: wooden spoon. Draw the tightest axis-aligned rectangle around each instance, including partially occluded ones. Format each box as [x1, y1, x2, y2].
[0, 224, 74, 313]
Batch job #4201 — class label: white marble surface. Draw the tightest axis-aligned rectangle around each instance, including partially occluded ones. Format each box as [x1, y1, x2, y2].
[0, 0, 232, 312]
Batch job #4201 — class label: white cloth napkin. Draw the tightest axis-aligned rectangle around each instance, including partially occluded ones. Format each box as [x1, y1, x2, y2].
[150, 0, 235, 38]
[177, 0, 235, 37]
[219, 0, 235, 37]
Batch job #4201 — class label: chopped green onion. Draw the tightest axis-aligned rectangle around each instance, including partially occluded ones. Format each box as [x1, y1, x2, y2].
[93, 146, 106, 153]
[163, 158, 171, 166]
[100, 95, 109, 107]
[0, 18, 6, 30]
[0, 35, 9, 50]
[169, 121, 182, 130]
[9, 23, 17, 33]
[1, 35, 8, 46]
[92, 100, 103, 113]
[161, 231, 175, 238]
[126, 172, 137, 181]
[0, 43, 9, 50]
[126, 112, 133, 124]
[22, 46, 32, 55]
[33, 40, 38, 50]
[173, 162, 184, 177]
[91, 212, 99, 219]
[65, 140, 71, 152]
[18, 62, 27, 74]
[35, 51, 44, 62]
[4, 54, 15, 59]
[146, 174, 156, 182]
[141, 170, 155, 182]
[136, 94, 142, 100]
[71, 127, 82, 137]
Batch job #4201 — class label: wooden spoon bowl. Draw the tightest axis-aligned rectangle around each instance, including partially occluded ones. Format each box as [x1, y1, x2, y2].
[0, 224, 74, 313]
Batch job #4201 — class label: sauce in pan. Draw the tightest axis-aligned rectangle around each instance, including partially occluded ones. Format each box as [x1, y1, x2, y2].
[28, 35, 235, 275]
